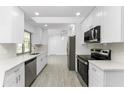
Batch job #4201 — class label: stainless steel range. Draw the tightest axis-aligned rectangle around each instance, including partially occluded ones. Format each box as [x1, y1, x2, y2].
[77, 49, 111, 87]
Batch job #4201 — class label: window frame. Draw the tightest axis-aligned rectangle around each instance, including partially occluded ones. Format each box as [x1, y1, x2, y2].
[16, 30, 32, 55]
[23, 30, 32, 53]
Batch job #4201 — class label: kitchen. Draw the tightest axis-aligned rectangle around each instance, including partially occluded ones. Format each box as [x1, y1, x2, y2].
[1, 6, 124, 87]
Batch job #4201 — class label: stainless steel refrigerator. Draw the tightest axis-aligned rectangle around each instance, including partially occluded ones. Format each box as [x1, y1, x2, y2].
[67, 36, 75, 71]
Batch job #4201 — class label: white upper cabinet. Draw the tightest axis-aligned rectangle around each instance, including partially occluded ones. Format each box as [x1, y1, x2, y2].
[32, 28, 43, 44]
[101, 6, 122, 43]
[32, 28, 48, 45]
[42, 30, 48, 45]
[0, 7, 24, 43]
[91, 7, 102, 27]
[81, 6, 124, 43]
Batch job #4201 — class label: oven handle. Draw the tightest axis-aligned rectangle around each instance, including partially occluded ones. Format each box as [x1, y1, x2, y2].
[78, 57, 88, 65]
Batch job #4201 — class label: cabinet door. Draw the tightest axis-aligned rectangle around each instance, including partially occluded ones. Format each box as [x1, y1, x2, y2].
[3, 71, 16, 87]
[43, 55, 47, 66]
[89, 63, 104, 87]
[15, 63, 25, 87]
[0, 7, 24, 43]
[42, 31, 48, 45]
[87, 14, 93, 29]
[101, 6, 122, 43]
[32, 30, 42, 44]
[36, 55, 44, 75]
[3, 63, 25, 87]
[92, 7, 103, 27]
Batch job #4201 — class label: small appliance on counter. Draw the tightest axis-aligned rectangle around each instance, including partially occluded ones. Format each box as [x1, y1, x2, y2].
[84, 25, 100, 43]
[77, 49, 111, 87]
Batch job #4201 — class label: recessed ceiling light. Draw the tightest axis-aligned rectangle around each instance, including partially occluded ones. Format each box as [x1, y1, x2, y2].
[35, 12, 39, 16]
[44, 24, 48, 27]
[76, 12, 81, 16]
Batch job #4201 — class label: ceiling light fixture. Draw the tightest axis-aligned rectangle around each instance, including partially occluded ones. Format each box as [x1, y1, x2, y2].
[44, 24, 48, 27]
[76, 12, 81, 16]
[35, 12, 39, 16]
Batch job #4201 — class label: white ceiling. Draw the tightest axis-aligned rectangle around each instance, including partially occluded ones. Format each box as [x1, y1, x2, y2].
[20, 6, 95, 29]
[39, 23, 68, 29]
[20, 6, 94, 17]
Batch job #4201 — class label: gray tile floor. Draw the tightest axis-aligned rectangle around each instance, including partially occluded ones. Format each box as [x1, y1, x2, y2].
[31, 55, 82, 87]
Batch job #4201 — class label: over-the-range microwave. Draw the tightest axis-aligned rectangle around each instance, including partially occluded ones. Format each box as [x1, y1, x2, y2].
[84, 25, 100, 43]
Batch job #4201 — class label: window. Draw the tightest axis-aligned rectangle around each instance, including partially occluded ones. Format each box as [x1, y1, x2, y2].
[24, 31, 31, 53]
[16, 31, 31, 54]
[16, 43, 23, 54]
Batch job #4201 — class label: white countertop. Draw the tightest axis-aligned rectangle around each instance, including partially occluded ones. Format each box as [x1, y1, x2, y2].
[89, 60, 124, 71]
[0, 52, 47, 87]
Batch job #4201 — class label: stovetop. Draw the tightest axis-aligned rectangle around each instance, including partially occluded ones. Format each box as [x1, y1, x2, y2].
[77, 55, 95, 61]
[77, 54, 111, 61]
[77, 49, 111, 61]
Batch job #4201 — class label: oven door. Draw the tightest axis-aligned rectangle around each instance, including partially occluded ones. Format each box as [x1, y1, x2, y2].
[77, 57, 89, 86]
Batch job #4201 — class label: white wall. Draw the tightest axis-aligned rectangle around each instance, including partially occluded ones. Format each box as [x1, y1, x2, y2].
[48, 29, 68, 55]
[76, 24, 90, 55]
[48, 35, 67, 55]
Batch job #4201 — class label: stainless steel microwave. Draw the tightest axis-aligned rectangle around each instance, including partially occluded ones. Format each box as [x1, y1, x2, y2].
[84, 25, 100, 43]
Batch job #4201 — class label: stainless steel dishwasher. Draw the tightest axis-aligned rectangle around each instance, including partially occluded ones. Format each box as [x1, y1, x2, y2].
[25, 58, 36, 87]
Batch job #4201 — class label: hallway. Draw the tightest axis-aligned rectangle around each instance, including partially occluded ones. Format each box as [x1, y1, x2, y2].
[31, 56, 82, 87]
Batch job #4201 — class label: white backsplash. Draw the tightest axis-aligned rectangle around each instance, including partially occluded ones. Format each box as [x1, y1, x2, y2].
[85, 43, 124, 62]
[32, 45, 48, 54]
[106, 43, 124, 61]
[0, 44, 16, 60]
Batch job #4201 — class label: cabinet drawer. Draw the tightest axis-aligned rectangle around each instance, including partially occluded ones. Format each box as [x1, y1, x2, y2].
[5, 63, 24, 76]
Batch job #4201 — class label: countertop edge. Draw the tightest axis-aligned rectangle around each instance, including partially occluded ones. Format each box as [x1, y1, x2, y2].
[88, 60, 124, 71]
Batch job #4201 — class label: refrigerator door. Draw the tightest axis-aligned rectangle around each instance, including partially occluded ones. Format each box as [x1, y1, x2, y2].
[67, 36, 75, 71]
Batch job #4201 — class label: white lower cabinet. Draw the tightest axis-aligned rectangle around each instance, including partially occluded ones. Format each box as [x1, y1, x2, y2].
[3, 63, 25, 87]
[89, 63, 104, 87]
[3, 54, 48, 87]
[89, 63, 124, 87]
[36, 54, 47, 75]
